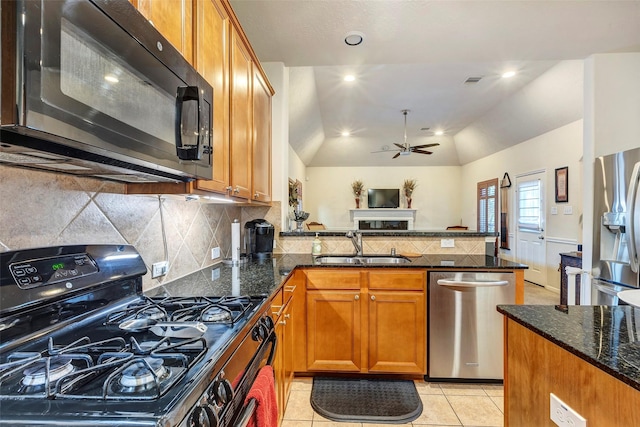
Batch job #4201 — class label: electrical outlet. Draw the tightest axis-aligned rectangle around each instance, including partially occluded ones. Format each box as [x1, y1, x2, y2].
[211, 268, 220, 280]
[273, 239, 277, 249]
[551, 206, 558, 215]
[441, 239, 455, 248]
[151, 261, 168, 279]
[211, 247, 221, 259]
[550, 393, 587, 427]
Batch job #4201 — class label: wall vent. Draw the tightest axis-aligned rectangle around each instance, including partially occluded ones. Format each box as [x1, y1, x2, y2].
[464, 76, 483, 84]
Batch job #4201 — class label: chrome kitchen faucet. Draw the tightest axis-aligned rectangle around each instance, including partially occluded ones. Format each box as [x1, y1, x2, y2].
[346, 230, 363, 256]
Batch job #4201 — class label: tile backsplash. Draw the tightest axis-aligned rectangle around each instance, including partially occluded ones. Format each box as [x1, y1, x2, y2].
[0, 166, 282, 291]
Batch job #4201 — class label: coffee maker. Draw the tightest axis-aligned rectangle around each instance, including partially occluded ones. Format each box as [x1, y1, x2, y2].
[244, 219, 275, 259]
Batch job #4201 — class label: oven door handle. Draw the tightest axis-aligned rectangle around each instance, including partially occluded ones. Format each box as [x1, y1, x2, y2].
[235, 398, 257, 427]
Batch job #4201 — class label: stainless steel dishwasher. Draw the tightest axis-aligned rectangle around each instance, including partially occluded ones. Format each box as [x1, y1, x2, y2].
[428, 271, 515, 381]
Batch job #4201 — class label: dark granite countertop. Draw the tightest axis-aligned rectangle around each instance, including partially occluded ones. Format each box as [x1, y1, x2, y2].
[280, 230, 498, 237]
[498, 304, 640, 392]
[147, 254, 526, 300]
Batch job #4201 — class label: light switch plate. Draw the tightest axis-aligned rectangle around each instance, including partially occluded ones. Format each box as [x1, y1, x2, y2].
[550, 393, 587, 427]
[551, 207, 558, 215]
[441, 239, 455, 248]
[563, 206, 573, 215]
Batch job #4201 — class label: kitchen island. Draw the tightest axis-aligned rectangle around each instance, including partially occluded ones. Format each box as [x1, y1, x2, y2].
[498, 305, 640, 426]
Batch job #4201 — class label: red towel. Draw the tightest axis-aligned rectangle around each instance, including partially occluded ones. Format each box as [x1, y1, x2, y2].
[244, 365, 278, 427]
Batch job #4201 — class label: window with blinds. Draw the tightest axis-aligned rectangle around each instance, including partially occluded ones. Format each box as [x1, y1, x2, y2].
[477, 178, 498, 233]
[518, 179, 542, 231]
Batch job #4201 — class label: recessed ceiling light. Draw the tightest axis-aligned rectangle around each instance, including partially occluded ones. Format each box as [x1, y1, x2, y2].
[104, 74, 119, 83]
[501, 70, 516, 79]
[435, 130, 444, 136]
[341, 131, 350, 137]
[344, 31, 365, 46]
[344, 75, 356, 82]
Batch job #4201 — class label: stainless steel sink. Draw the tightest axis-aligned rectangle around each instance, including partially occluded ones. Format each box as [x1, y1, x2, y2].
[314, 255, 410, 265]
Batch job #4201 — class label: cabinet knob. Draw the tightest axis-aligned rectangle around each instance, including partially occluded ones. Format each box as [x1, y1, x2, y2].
[225, 186, 233, 192]
[354, 295, 360, 300]
[279, 320, 287, 325]
[254, 192, 259, 199]
[284, 314, 290, 319]
[371, 295, 376, 301]
[234, 187, 240, 194]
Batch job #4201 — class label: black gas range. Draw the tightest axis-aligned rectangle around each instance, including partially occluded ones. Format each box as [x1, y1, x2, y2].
[0, 245, 275, 427]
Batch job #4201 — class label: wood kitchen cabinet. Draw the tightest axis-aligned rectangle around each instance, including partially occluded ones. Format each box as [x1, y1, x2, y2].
[228, 25, 253, 200]
[192, 0, 230, 194]
[133, 0, 194, 65]
[304, 269, 426, 374]
[251, 66, 272, 203]
[273, 270, 303, 422]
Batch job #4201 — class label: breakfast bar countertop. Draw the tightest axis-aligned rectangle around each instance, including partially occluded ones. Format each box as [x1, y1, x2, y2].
[498, 304, 640, 392]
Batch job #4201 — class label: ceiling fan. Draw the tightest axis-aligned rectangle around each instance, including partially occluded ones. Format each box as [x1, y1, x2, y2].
[372, 110, 440, 159]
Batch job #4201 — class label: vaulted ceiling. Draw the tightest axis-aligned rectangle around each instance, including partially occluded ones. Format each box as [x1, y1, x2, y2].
[230, 0, 640, 167]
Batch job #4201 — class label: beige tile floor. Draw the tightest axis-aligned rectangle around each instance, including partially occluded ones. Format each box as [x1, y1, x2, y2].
[281, 281, 557, 427]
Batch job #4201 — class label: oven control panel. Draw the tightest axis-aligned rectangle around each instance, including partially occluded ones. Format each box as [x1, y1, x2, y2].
[9, 253, 99, 289]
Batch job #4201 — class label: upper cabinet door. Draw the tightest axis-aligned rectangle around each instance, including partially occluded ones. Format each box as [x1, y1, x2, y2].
[229, 26, 252, 200]
[134, 0, 194, 65]
[194, 0, 230, 194]
[252, 69, 272, 203]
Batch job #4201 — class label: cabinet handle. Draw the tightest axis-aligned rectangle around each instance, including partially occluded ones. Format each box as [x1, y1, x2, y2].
[354, 295, 360, 300]
[285, 285, 296, 293]
[272, 305, 283, 317]
[371, 295, 376, 301]
[280, 320, 287, 325]
[284, 314, 290, 319]
[254, 192, 259, 199]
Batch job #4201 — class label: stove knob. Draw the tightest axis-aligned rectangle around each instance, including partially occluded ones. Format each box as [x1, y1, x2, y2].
[262, 315, 274, 330]
[210, 378, 234, 406]
[252, 322, 267, 341]
[189, 405, 218, 427]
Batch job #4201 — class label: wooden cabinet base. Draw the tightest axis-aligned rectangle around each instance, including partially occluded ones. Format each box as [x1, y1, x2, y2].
[505, 319, 640, 426]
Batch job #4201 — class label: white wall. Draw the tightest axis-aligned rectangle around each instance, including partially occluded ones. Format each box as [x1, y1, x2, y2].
[461, 120, 584, 291]
[304, 166, 462, 230]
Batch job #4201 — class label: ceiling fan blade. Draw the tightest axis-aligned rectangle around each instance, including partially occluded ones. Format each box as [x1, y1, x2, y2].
[411, 143, 441, 149]
[393, 143, 406, 150]
[371, 149, 400, 153]
[392, 152, 401, 159]
[412, 149, 433, 155]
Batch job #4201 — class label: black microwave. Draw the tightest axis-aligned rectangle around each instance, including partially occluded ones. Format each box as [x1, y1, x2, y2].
[0, 0, 213, 183]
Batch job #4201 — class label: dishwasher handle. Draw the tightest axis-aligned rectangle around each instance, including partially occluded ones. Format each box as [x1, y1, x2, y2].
[436, 279, 509, 288]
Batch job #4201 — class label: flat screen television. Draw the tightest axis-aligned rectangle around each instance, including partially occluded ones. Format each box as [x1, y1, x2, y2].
[367, 188, 400, 208]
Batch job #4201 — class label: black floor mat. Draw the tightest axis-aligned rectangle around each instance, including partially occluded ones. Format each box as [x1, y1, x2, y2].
[310, 377, 423, 424]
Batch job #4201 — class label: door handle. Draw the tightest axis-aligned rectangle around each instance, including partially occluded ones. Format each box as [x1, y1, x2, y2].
[538, 236, 545, 240]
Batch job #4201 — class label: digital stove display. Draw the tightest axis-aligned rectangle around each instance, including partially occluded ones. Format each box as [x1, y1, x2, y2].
[9, 253, 98, 289]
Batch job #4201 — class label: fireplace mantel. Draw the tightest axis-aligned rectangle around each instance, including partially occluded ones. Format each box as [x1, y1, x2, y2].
[350, 208, 416, 230]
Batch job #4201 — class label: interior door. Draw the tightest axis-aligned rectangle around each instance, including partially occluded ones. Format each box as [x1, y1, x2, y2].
[516, 172, 547, 286]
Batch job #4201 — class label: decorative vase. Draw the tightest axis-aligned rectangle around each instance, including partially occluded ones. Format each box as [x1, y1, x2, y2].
[296, 220, 305, 232]
[355, 198, 360, 209]
[407, 198, 412, 209]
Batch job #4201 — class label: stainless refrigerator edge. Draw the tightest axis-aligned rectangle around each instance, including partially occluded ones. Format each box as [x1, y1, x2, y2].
[592, 147, 640, 304]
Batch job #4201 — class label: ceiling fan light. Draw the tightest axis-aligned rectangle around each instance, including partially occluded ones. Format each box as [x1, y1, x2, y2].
[344, 74, 356, 82]
[502, 70, 517, 79]
[435, 130, 444, 136]
[341, 131, 350, 137]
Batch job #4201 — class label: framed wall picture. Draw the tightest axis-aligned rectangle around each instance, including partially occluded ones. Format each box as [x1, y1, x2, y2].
[555, 166, 568, 203]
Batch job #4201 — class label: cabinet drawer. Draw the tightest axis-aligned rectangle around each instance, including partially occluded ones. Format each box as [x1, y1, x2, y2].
[305, 269, 361, 290]
[368, 270, 426, 291]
